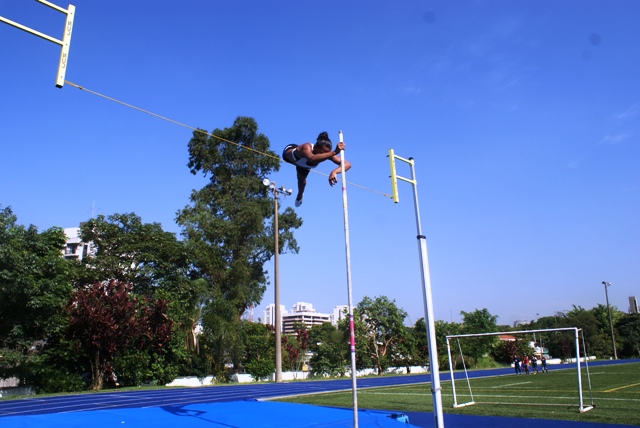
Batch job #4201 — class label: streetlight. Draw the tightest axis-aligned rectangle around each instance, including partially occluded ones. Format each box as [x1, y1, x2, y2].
[263, 178, 292, 382]
[601, 281, 618, 360]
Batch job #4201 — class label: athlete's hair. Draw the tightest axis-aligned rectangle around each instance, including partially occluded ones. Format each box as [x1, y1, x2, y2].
[315, 131, 332, 150]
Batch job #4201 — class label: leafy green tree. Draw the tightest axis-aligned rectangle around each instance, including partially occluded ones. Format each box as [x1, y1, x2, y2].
[491, 338, 532, 365]
[355, 296, 409, 375]
[412, 318, 429, 368]
[391, 325, 417, 372]
[78, 213, 192, 295]
[589, 304, 624, 358]
[241, 321, 274, 381]
[460, 308, 499, 368]
[337, 309, 373, 372]
[283, 324, 309, 373]
[77, 212, 201, 382]
[112, 297, 176, 387]
[0, 206, 73, 385]
[198, 292, 244, 382]
[420, 319, 461, 370]
[309, 322, 348, 377]
[564, 305, 608, 357]
[532, 314, 566, 330]
[67, 280, 172, 390]
[176, 116, 302, 380]
[617, 313, 640, 358]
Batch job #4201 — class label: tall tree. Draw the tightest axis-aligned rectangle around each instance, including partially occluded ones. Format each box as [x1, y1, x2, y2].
[617, 313, 640, 358]
[76, 212, 201, 383]
[78, 213, 192, 296]
[589, 304, 623, 358]
[241, 321, 275, 381]
[308, 322, 348, 377]
[413, 318, 460, 367]
[283, 324, 309, 373]
[355, 296, 409, 375]
[67, 280, 172, 390]
[176, 116, 302, 380]
[0, 206, 73, 385]
[460, 308, 499, 368]
[564, 305, 607, 357]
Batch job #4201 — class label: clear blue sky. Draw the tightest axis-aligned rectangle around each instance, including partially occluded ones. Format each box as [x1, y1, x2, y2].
[1, 0, 638, 326]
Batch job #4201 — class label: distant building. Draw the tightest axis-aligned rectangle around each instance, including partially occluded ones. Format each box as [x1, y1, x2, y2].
[629, 296, 639, 314]
[331, 305, 348, 326]
[283, 313, 330, 334]
[282, 302, 330, 334]
[291, 302, 314, 313]
[499, 334, 516, 342]
[280, 302, 327, 334]
[263, 302, 347, 334]
[62, 226, 95, 261]
[513, 320, 529, 328]
[263, 304, 287, 331]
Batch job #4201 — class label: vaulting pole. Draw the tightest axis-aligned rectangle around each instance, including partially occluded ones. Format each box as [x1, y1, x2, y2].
[340, 130, 358, 428]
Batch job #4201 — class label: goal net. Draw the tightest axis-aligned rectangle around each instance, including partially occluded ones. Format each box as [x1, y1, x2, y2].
[445, 327, 594, 413]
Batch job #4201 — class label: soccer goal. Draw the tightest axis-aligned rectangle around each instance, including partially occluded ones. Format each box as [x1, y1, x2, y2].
[445, 327, 594, 413]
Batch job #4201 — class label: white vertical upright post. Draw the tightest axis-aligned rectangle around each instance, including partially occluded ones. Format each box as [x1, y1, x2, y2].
[55, 2, 75, 88]
[388, 150, 444, 428]
[408, 158, 445, 427]
[574, 328, 585, 412]
[273, 189, 282, 383]
[446, 337, 458, 408]
[339, 130, 358, 428]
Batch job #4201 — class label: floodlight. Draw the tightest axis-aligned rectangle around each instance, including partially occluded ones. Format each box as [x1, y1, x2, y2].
[262, 178, 271, 187]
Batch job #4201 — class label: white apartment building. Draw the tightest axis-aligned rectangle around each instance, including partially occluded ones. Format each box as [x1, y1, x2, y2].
[331, 305, 348, 326]
[263, 302, 346, 334]
[62, 226, 95, 261]
[282, 309, 330, 335]
[263, 304, 287, 330]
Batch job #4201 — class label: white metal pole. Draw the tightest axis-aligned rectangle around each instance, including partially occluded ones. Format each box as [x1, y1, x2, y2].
[446, 337, 458, 408]
[602, 282, 618, 359]
[339, 130, 358, 428]
[273, 187, 282, 383]
[574, 328, 584, 411]
[408, 158, 445, 428]
[55, 3, 74, 88]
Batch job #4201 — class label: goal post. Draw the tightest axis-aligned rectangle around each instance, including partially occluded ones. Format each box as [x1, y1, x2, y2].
[446, 327, 594, 413]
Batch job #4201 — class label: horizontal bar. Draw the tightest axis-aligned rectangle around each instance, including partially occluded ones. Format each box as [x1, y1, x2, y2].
[37, 0, 69, 15]
[396, 175, 415, 185]
[392, 153, 414, 165]
[0, 15, 63, 45]
[446, 327, 579, 340]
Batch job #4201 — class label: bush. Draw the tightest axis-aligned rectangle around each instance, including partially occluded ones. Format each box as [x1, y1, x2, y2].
[244, 358, 274, 381]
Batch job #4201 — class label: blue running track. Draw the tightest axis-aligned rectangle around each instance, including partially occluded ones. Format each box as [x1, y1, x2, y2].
[0, 359, 637, 427]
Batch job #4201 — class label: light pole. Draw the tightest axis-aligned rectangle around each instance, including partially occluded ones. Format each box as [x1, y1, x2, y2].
[263, 179, 292, 382]
[601, 281, 618, 360]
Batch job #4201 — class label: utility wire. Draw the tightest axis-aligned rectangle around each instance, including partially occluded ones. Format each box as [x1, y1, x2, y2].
[64, 80, 393, 200]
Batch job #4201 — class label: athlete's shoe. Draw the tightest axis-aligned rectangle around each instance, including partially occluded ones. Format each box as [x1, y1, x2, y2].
[295, 198, 303, 207]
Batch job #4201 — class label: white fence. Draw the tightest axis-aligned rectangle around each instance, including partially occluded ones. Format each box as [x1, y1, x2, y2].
[166, 366, 429, 387]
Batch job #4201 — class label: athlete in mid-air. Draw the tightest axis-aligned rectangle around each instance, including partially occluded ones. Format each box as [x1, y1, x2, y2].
[282, 131, 351, 207]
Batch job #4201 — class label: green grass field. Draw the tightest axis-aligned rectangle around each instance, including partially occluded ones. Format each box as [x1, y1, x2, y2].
[275, 362, 640, 426]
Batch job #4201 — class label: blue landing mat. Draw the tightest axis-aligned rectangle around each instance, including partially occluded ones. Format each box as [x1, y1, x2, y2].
[403, 411, 635, 428]
[0, 400, 418, 428]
